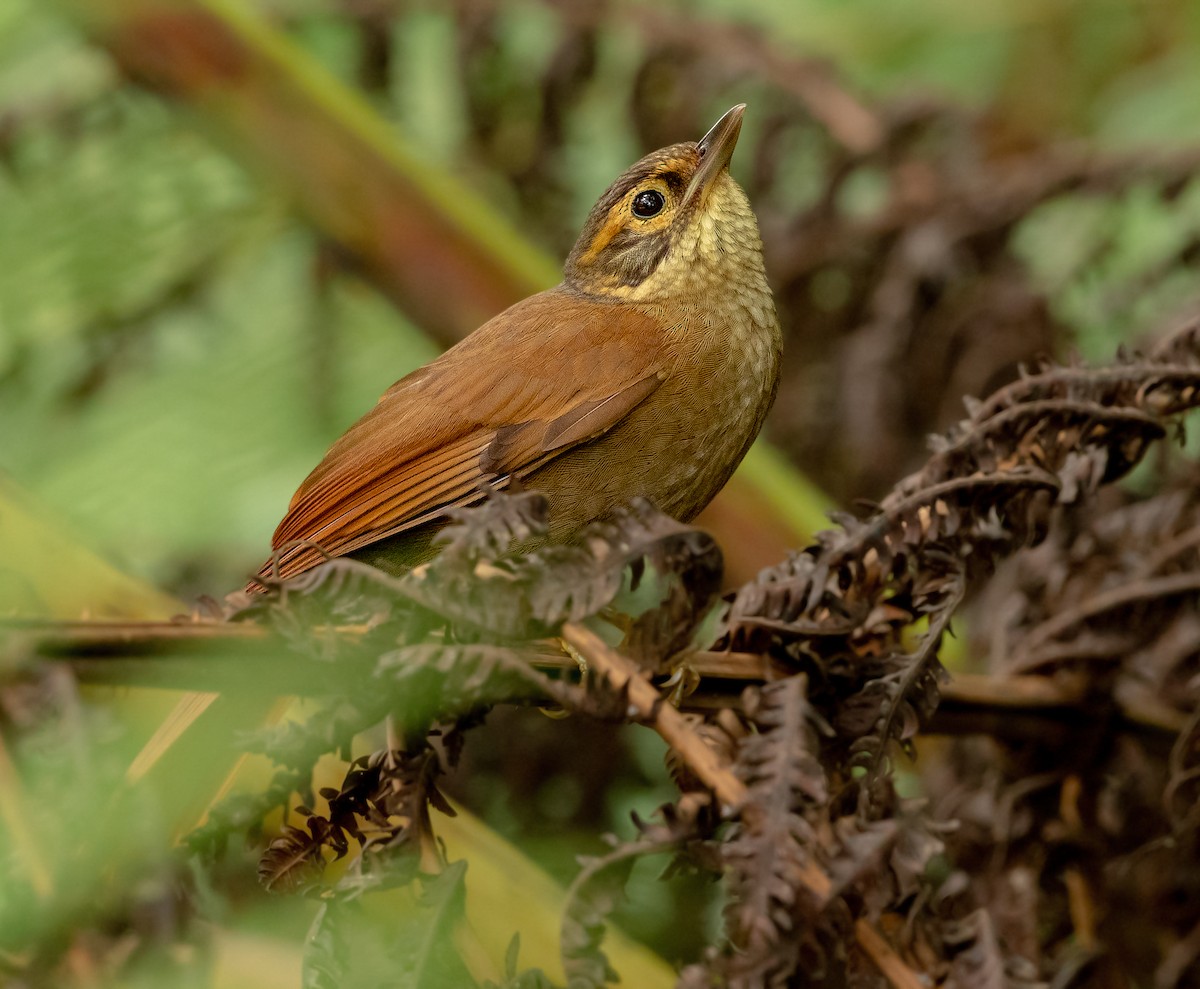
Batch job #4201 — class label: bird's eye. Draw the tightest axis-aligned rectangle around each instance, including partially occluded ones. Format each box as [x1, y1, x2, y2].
[631, 189, 665, 219]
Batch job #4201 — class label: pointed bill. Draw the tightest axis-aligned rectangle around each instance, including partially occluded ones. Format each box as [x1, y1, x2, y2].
[685, 104, 746, 204]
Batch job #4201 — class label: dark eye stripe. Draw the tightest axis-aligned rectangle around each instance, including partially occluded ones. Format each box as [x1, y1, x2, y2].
[657, 171, 686, 195]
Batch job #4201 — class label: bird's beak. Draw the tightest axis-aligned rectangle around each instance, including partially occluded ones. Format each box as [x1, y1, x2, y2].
[685, 104, 746, 205]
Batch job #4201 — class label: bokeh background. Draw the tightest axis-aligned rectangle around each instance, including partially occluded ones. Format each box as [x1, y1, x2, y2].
[5, 0, 1200, 983]
[7, 0, 1200, 603]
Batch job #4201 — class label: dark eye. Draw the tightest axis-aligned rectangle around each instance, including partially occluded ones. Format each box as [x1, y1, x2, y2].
[631, 189, 665, 219]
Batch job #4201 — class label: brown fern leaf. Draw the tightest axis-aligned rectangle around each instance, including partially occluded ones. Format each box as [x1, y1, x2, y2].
[720, 676, 829, 987]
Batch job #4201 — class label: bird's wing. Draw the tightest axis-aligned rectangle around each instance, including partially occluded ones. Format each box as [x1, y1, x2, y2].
[258, 289, 667, 581]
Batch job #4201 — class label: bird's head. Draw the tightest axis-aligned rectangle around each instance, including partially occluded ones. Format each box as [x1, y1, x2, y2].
[564, 105, 766, 304]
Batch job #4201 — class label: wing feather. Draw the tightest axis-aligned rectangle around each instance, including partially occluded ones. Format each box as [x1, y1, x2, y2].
[256, 288, 667, 583]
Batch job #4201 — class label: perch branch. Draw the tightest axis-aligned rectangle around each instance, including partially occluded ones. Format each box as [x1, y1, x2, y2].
[556, 622, 946, 987]
[559, 622, 748, 811]
[6, 621, 1186, 740]
[855, 918, 926, 989]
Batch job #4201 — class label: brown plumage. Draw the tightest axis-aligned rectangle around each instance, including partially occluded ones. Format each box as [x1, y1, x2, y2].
[252, 105, 781, 588]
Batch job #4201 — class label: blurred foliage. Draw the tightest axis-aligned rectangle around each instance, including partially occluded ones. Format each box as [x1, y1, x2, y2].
[10, 327, 1200, 986]
[6, 0, 1200, 598]
[4, 0, 1200, 985]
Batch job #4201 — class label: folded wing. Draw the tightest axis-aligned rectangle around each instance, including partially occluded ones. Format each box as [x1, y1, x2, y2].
[256, 289, 666, 582]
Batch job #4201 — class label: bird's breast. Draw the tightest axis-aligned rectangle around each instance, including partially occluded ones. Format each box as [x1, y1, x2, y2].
[649, 297, 781, 518]
[529, 292, 781, 535]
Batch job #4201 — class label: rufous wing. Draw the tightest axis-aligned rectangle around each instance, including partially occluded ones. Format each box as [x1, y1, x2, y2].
[255, 288, 667, 583]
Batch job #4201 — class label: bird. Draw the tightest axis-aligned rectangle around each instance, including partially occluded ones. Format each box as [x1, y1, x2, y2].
[251, 104, 780, 590]
[128, 107, 780, 790]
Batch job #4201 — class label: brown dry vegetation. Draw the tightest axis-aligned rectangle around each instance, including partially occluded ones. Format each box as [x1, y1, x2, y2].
[3, 2, 1200, 988]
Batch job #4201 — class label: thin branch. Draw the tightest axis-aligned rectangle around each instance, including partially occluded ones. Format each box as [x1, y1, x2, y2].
[559, 621, 947, 985]
[854, 918, 926, 989]
[1011, 571, 1200, 673]
[560, 622, 748, 811]
[7, 621, 1186, 739]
